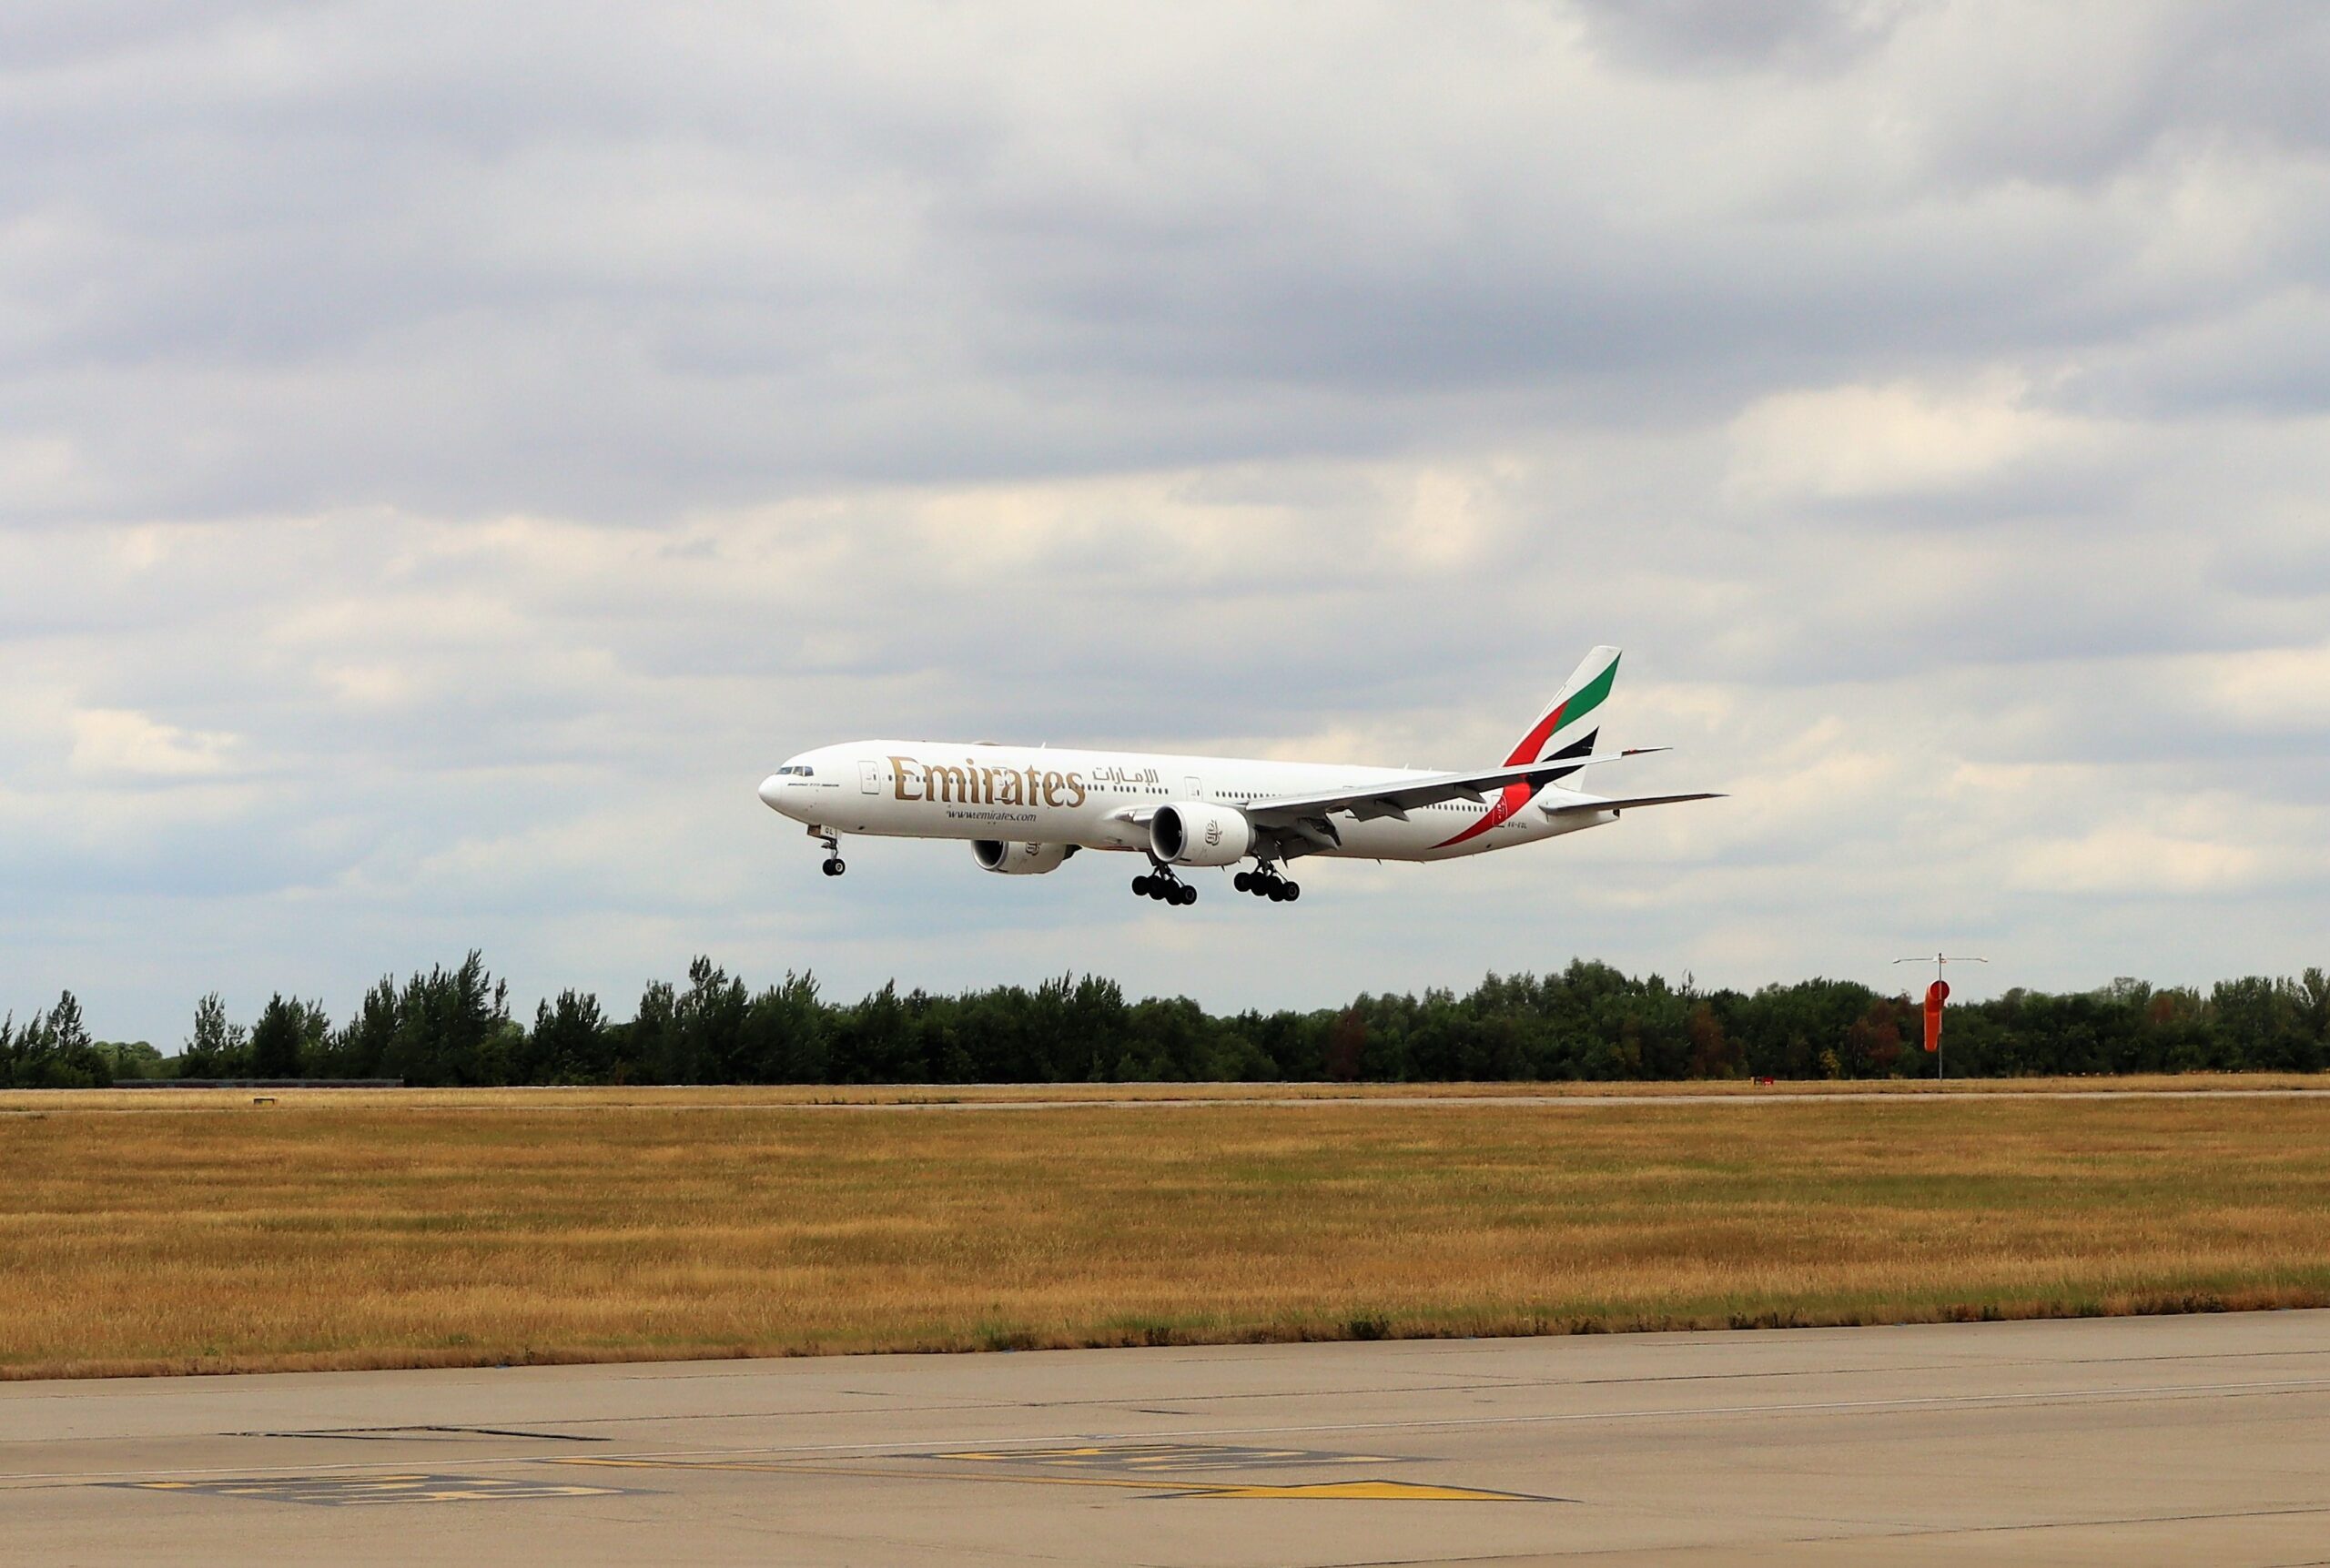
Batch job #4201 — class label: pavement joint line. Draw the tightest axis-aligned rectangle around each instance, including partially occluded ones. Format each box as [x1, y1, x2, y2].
[109, 1472, 639, 1506]
[553, 1457, 1190, 1492]
[229, 1424, 608, 1442]
[10, 1372, 2330, 1486]
[545, 1457, 1564, 1502]
[574, 1346, 2330, 1419]
[422, 1342, 2330, 1426]
[573, 1371, 2330, 1456]
[7, 1341, 2317, 1428]
[1744, 1500, 2330, 1549]
[434, 1381, 1554, 1428]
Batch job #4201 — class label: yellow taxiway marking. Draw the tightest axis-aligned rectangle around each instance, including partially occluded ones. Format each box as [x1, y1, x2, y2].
[550, 1457, 1555, 1501]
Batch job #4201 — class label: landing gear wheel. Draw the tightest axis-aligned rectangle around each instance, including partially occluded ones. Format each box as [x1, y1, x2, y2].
[809, 826, 844, 878]
[1282, 880, 1299, 902]
[1136, 863, 1195, 905]
[1233, 871, 1252, 894]
[1247, 865, 1294, 900]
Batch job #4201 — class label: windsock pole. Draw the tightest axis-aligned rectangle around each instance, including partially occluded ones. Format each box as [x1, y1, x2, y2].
[1892, 953, 1989, 1081]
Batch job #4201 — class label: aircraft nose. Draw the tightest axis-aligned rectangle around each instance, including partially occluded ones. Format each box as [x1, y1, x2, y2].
[757, 774, 786, 810]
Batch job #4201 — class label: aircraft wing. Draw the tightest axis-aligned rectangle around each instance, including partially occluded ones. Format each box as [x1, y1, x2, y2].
[1244, 750, 1671, 828]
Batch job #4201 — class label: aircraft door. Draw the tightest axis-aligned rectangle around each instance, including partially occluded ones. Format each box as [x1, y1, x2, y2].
[1185, 774, 1204, 800]
[860, 760, 881, 794]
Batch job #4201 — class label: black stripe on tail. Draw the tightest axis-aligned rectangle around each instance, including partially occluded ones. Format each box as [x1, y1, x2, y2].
[1527, 729, 1598, 789]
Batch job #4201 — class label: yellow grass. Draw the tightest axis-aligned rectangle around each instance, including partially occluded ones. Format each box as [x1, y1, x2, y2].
[7, 1071, 2329, 1116]
[5, 1088, 2330, 1381]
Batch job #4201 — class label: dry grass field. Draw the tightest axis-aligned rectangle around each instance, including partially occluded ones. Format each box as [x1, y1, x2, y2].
[7, 1072, 2329, 1115]
[5, 1086, 2330, 1380]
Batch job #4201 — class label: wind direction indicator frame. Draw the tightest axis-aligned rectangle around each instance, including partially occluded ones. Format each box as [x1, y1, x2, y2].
[1893, 953, 1989, 1081]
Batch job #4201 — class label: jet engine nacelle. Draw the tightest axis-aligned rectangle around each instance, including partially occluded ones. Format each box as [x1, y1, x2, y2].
[973, 839, 1073, 875]
[1150, 802, 1252, 867]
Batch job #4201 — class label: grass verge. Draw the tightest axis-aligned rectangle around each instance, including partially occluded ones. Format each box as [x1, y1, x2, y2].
[5, 1091, 2329, 1379]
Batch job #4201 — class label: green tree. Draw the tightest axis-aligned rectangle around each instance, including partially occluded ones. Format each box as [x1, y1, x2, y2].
[673, 957, 749, 1084]
[1324, 1007, 1366, 1082]
[527, 990, 611, 1084]
[0, 993, 109, 1087]
[97, 1040, 167, 1079]
[745, 971, 829, 1083]
[379, 954, 509, 1087]
[249, 995, 330, 1078]
[319, 977, 400, 1077]
[178, 993, 249, 1077]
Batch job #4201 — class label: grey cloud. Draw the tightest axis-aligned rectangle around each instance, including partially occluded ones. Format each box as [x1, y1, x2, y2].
[5, 3, 2329, 1043]
[2072, 287, 2330, 418]
[6, 3, 2330, 526]
[1566, 0, 1915, 76]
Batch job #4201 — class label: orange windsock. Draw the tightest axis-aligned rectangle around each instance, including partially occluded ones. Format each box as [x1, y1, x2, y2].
[1923, 980, 1950, 1053]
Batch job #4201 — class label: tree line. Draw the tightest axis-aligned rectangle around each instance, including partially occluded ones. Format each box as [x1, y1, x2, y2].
[6, 956, 2328, 1089]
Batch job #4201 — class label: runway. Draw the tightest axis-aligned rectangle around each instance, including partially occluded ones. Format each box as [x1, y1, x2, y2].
[6, 1310, 2329, 1564]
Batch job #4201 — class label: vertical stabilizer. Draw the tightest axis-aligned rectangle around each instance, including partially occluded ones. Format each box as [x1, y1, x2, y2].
[1504, 646, 1621, 770]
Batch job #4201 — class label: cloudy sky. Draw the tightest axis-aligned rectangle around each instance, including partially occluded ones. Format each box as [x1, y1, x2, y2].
[5, 1, 2328, 1045]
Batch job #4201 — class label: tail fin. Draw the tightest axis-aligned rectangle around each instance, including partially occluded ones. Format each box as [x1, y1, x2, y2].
[1505, 646, 1620, 783]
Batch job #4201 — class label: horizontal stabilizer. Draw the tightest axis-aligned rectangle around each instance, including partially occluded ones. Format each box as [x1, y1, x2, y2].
[1542, 793, 1724, 817]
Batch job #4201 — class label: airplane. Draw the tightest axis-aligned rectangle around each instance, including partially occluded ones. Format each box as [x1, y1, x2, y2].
[756, 645, 1718, 905]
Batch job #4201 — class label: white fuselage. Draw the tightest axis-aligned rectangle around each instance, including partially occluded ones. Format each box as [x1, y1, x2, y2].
[758, 740, 1612, 863]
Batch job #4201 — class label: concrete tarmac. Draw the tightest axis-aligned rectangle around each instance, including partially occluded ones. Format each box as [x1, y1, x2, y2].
[6, 1310, 2330, 1565]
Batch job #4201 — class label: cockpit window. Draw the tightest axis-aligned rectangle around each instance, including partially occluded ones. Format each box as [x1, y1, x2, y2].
[795, 765, 814, 777]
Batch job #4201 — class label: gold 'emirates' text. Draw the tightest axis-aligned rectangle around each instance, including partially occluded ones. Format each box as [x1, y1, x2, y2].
[891, 756, 1088, 808]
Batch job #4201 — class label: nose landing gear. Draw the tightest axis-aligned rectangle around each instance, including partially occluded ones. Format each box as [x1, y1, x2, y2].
[1233, 866, 1301, 902]
[1132, 864, 1198, 906]
[810, 826, 846, 877]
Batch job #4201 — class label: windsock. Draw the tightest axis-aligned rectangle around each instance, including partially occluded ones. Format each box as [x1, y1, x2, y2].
[1923, 980, 1950, 1053]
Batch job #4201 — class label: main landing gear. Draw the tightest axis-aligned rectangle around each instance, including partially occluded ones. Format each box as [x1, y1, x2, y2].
[1233, 866, 1301, 902]
[809, 826, 846, 877]
[1132, 865, 1197, 906]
